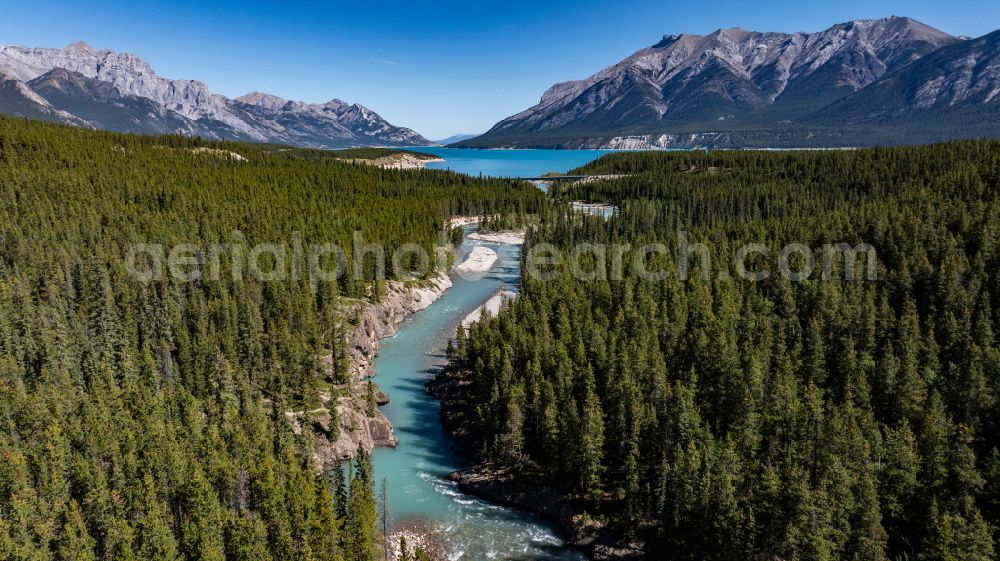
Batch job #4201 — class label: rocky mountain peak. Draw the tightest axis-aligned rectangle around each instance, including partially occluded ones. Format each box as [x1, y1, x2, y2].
[710, 27, 751, 41]
[820, 27, 1000, 118]
[65, 41, 94, 51]
[323, 98, 349, 109]
[653, 34, 682, 48]
[236, 91, 288, 111]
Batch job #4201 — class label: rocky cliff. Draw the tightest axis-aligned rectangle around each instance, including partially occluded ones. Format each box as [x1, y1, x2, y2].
[344, 272, 454, 381]
[289, 272, 454, 469]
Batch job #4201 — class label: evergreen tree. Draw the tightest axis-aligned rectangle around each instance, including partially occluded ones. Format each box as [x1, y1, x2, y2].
[345, 448, 378, 561]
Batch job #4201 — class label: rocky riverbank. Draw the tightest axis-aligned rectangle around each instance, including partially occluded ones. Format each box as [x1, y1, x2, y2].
[467, 230, 526, 245]
[447, 468, 644, 561]
[460, 288, 517, 327]
[344, 271, 454, 380]
[428, 352, 646, 561]
[291, 271, 454, 469]
[386, 519, 448, 561]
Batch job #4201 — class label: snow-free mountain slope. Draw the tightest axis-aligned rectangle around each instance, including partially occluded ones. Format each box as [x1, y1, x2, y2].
[0, 72, 87, 125]
[435, 133, 480, 145]
[810, 29, 1000, 131]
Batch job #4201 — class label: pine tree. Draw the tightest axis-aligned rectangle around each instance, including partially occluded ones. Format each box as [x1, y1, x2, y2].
[135, 476, 181, 561]
[847, 468, 889, 561]
[399, 536, 411, 561]
[345, 449, 378, 561]
[333, 463, 349, 523]
[57, 500, 97, 561]
[920, 501, 959, 561]
[311, 475, 343, 561]
[495, 379, 526, 467]
[366, 380, 377, 417]
[578, 366, 605, 502]
[455, 324, 468, 363]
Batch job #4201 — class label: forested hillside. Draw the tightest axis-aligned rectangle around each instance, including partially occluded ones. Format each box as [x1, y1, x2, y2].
[448, 144, 1000, 559]
[0, 117, 546, 560]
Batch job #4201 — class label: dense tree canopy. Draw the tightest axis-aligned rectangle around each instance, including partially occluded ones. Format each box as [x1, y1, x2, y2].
[0, 117, 546, 560]
[451, 142, 1000, 560]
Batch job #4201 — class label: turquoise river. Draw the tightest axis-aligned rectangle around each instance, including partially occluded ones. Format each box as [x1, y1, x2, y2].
[369, 150, 604, 560]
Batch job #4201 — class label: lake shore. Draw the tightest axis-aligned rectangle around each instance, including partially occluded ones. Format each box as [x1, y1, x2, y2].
[341, 152, 445, 170]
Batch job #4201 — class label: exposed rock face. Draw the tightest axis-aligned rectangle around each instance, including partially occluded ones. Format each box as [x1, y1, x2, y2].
[0, 42, 259, 137]
[289, 385, 397, 467]
[0, 43, 431, 147]
[26, 68, 202, 135]
[294, 271, 454, 469]
[0, 71, 87, 125]
[459, 16, 1000, 149]
[345, 272, 453, 380]
[337, 151, 444, 170]
[230, 93, 429, 148]
[596, 133, 729, 150]
[813, 29, 1000, 131]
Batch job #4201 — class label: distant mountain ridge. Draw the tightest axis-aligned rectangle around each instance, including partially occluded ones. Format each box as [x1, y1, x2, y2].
[434, 133, 480, 145]
[460, 16, 1000, 149]
[0, 42, 430, 148]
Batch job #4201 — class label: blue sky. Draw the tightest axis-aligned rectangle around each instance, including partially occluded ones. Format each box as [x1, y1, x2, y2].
[1, 0, 998, 139]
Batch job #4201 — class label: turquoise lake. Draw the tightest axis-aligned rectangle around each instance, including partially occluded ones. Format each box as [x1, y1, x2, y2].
[408, 147, 612, 178]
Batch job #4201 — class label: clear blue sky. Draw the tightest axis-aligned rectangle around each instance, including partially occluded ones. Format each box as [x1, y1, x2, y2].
[1, 0, 998, 139]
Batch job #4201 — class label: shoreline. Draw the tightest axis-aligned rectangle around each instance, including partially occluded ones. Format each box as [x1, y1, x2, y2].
[447, 468, 645, 561]
[308, 218, 507, 465]
[429, 283, 647, 560]
[454, 245, 498, 274]
[300, 270, 455, 468]
[343, 226, 594, 560]
[467, 230, 526, 245]
[461, 287, 517, 327]
[341, 152, 445, 170]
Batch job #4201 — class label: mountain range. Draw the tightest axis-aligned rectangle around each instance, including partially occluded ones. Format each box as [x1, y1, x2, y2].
[458, 16, 1000, 149]
[433, 133, 480, 145]
[0, 42, 430, 148]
